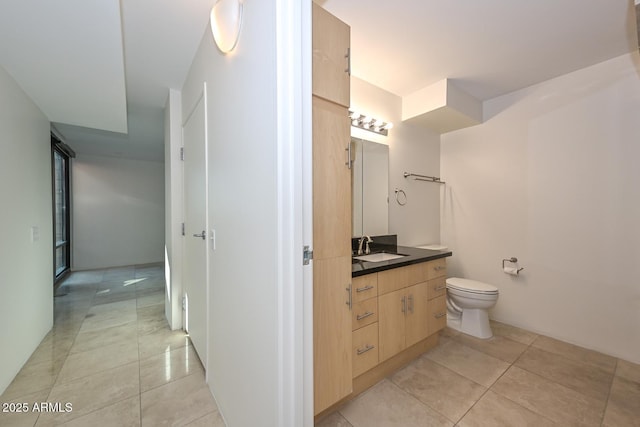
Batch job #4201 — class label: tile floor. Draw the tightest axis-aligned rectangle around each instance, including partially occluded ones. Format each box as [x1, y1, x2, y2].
[3, 266, 639, 427]
[0, 264, 223, 427]
[317, 323, 640, 427]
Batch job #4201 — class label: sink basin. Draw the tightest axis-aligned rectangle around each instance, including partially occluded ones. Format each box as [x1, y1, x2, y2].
[353, 252, 407, 263]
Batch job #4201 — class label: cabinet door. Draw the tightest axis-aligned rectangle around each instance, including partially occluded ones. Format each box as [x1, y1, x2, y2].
[378, 288, 406, 362]
[352, 297, 378, 331]
[352, 274, 377, 304]
[314, 256, 353, 413]
[427, 295, 448, 336]
[312, 96, 351, 260]
[352, 323, 379, 378]
[405, 282, 430, 348]
[312, 3, 350, 107]
[425, 258, 447, 280]
[427, 277, 446, 300]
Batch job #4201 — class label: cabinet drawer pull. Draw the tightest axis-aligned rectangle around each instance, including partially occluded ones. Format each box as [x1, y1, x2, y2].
[356, 285, 374, 293]
[356, 311, 374, 321]
[435, 285, 446, 291]
[434, 312, 446, 319]
[356, 344, 375, 355]
[434, 266, 446, 271]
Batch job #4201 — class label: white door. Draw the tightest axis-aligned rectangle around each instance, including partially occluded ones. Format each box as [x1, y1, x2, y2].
[183, 93, 208, 368]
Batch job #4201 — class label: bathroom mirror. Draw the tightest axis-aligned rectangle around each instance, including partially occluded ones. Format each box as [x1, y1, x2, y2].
[352, 137, 389, 237]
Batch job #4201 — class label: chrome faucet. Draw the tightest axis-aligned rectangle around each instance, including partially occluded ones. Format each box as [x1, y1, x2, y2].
[357, 235, 373, 255]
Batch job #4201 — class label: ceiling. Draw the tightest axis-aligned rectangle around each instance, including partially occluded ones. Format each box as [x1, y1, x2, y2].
[0, 0, 215, 161]
[0, 1, 638, 161]
[320, 0, 638, 100]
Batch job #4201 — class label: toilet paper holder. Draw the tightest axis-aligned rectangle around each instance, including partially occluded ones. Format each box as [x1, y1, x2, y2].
[502, 257, 524, 273]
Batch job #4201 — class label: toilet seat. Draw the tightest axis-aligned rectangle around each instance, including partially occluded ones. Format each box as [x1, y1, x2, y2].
[446, 278, 498, 295]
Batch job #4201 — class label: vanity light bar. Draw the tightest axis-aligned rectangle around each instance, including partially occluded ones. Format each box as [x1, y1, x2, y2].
[349, 111, 393, 136]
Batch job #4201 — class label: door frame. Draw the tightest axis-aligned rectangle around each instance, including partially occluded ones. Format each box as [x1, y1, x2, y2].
[275, 0, 313, 425]
[181, 83, 210, 377]
[51, 133, 75, 285]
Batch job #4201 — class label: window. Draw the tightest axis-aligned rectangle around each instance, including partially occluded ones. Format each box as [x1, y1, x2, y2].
[52, 134, 74, 283]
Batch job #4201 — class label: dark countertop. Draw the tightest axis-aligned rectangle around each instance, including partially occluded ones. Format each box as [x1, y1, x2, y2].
[352, 246, 452, 277]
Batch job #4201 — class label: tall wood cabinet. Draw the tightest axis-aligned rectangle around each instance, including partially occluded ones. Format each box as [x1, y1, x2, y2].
[312, 3, 352, 415]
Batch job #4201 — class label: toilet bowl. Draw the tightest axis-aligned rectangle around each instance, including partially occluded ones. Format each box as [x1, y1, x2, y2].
[446, 277, 499, 339]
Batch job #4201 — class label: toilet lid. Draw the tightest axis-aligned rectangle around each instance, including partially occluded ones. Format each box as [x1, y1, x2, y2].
[446, 277, 498, 294]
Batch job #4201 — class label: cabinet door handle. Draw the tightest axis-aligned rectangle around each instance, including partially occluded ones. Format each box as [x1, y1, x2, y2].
[408, 294, 414, 314]
[345, 142, 353, 169]
[356, 311, 374, 321]
[346, 284, 352, 310]
[356, 344, 375, 355]
[434, 265, 446, 271]
[345, 47, 351, 75]
[435, 312, 446, 319]
[356, 285, 374, 293]
[435, 285, 446, 291]
[401, 296, 406, 314]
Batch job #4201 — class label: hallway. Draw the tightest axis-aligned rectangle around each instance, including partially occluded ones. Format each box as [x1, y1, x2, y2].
[0, 265, 222, 427]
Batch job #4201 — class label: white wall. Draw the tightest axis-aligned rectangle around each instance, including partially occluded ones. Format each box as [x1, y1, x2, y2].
[0, 65, 53, 394]
[351, 77, 441, 246]
[441, 52, 640, 363]
[164, 89, 183, 330]
[180, 3, 281, 426]
[72, 154, 165, 270]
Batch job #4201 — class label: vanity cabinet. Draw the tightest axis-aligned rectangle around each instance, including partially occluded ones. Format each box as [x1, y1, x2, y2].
[312, 4, 352, 415]
[377, 261, 447, 362]
[378, 282, 430, 361]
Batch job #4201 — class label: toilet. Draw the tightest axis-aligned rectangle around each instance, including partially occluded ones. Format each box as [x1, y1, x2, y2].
[446, 278, 499, 339]
[415, 244, 499, 339]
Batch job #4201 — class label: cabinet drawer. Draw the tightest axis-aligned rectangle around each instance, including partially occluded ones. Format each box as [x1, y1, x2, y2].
[427, 277, 446, 300]
[352, 274, 378, 303]
[378, 264, 423, 295]
[427, 295, 447, 336]
[425, 258, 447, 280]
[352, 298, 378, 331]
[352, 322, 378, 377]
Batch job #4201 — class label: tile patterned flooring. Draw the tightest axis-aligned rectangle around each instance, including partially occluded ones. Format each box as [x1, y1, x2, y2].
[318, 324, 640, 427]
[2, 265, 639, 426]
[0, 265, 222, 427]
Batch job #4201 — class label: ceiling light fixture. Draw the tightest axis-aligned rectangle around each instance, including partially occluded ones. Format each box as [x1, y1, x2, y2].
[210, 0, 243, 54]
[349, 111, 393, 136]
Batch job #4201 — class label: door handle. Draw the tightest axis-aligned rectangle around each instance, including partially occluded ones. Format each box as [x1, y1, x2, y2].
[192, 230, 206, 240]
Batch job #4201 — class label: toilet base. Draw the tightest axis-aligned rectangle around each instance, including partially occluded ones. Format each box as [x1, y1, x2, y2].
[447, 308, 493, 339]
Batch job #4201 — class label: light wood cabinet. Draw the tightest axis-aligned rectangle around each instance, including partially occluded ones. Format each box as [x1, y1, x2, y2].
[352, 274, 377, 304]
[312, 4, 352, 415]
[378, 288, 406, 361]
[312, 96, 351, 261]
[405, 282, 430, 348]
[312, 2, 350, 107]
[313, 257, 352, 412]
[425, 258, 447, 280]
[352, 323, 379, 377]
[378, 281, 430, 361]
[352, 298, 378, 331]
[428, 295, 447, 336]
[378, 261, 448, 362]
